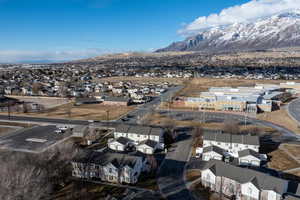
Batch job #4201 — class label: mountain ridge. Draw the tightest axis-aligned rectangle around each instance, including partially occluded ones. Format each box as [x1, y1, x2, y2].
[157, 10, 300, 53]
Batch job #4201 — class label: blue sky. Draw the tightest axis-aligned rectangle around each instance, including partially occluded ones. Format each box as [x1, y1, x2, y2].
[0, 0, 297, 63]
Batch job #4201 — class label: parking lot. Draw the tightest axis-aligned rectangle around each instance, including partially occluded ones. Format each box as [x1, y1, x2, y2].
[0, 125, 72, 153]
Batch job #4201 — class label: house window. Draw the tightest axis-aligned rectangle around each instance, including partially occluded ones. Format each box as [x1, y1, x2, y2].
[109, 168, 113, 173]
[248, 187, 252, 197]
[206, 174, 210, 182]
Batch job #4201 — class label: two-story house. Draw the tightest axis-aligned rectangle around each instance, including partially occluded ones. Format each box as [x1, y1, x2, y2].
[202, 130, 263, 166]
[72, 151, 148, 184]
[201, 160, 289, 200]
[108, 124, 164, 154]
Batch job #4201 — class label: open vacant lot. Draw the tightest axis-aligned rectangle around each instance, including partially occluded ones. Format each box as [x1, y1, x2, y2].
[268, 149, 299, 171]
[257, 107, 300, 135]
[0, 103, 135, 121]
[7, 96, 71, 109]
[268, 143, 300, 172]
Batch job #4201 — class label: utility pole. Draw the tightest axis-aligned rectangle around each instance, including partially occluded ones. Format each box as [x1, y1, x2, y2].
[106, 110, 110, 121]
[244, 111, 247, 130]
[7, 102, 10, 120]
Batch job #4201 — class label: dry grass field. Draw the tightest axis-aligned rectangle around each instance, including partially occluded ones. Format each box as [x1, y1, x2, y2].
[268, 149, 300, 171]
[281, 144, 300, 158]
[143, 113, 278, 135]
[0, 103, 134, 121]
[7, 95, 71, 109]
[257, 107, 300, 135]
[0, 127, 14, 136]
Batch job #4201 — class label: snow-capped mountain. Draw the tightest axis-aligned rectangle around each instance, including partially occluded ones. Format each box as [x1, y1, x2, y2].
[157, 10, 300, 53]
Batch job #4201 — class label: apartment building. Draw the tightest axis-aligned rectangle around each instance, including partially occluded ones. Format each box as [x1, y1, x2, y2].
[201, 160, 289, 200]
[202, 130, 264, 166]
[72, 151, 148, 184]
[108, 124, 164, 154]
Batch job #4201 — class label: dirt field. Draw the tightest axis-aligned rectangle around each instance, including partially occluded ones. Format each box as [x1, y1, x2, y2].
[268, 149, 300, 171]
[0, 103, 135, 121]
[176, 78, 300, 97]
[7, 96, 71, 109]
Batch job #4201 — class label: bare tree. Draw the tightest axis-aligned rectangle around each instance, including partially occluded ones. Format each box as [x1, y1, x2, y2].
[32, 82, 42, 95]
[222, 118, 240, 134]
[146, 155, 158, 171]
[0, 153, 51, 200]
[38, 141, 83, 187]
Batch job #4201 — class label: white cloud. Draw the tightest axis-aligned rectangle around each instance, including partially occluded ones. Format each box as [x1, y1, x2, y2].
[0, 48, 110, 63]
[181, 0, 300, 35]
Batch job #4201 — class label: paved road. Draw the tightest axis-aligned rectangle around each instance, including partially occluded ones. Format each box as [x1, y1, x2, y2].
[118, 86, 183, 124]
[0, 86, 183, 126]
[288, 98, 300, 125]
[158, 110, 300, 140]
[157, 129, 196, 200]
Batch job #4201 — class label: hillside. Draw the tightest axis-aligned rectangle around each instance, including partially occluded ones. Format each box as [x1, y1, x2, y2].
[157, 10, 300, 53]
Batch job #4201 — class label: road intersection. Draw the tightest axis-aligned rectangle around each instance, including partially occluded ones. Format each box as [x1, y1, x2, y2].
[1, 88, 300, 200]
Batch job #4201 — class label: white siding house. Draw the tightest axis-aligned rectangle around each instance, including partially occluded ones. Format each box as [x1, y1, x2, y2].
[72, 151, 148, 184]
[108, 124, 164, 154]
[202, 130, 263, 167]
[200, 160, 289, 200]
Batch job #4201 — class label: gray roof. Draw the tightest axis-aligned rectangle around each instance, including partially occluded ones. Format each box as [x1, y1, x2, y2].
[203, 160, 288, 194]
[203, 145, 224, 155]
[115, 124, 162, 136]
[138, 139, 158, 148]
[203, 131, 259, 146]
[115, 137, 133, 145]
[238, 149, 260, 159]
[115, 124, 130, 133]
[74, 151, 141, 168]
[104, 96, 130, 102]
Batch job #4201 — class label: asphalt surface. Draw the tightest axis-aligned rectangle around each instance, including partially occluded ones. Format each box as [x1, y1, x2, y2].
[158, 110, 300, 140]
[0, 86, 183, 126]
[1, 87, 300, 199]
[157, 129, 196, 200]
[117, 86, 183, 124]
[288, 98, 300, 125]
[0, 125, 71, 153]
